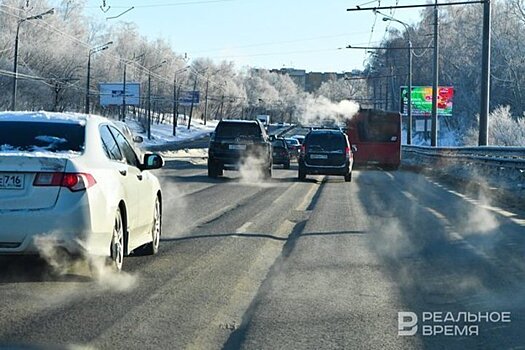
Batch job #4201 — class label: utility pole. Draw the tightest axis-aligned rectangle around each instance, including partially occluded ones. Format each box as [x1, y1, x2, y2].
[11, 8, 54, 111]
[431, 0, 439, 146]
[479, 0, 491, 145]
[187, 76, 198, 130]
[122, 63, 127, 121]
[204, 78, 209, 125]
[219, 94, 225, 120]
[147, 60, 166, 139]
[173, 75, 178, 136]
[86, 42, 112, 114]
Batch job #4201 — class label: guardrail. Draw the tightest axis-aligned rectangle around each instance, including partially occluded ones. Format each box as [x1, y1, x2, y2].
[402, 145, 525, 168]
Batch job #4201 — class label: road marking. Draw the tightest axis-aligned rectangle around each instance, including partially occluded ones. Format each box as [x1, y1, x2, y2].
[296, 182, 319, 211]
[236, 222, 253, 233]
[274, 219, 296, 238]
[400, 190, 492, 260]
[426, 179, 525, 227]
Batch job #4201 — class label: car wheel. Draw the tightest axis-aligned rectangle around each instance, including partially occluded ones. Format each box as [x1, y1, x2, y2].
[217, 164, 224, 176]
[264, 164, 272, 179]
[298, 169, 306, 181]
[143, 197, 161, 255]
[110, 208, 125, 271]
[208, 159, 218, 178]
[344, 172, 352, 182]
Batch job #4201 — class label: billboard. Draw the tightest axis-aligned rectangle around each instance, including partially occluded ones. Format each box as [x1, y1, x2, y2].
[178, 91, 200, 106]
[400, 86, 454, 117]
[99, 82, 140, 106]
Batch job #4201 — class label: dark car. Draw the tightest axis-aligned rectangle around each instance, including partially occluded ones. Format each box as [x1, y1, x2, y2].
[298, 129, 353, 182]
[208, 119, 272, 178]
[271, 138, 291, 169]
[284, 137, 300, 159]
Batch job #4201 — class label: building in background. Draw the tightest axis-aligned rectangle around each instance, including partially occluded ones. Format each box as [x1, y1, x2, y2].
[271, 68, 357, 93]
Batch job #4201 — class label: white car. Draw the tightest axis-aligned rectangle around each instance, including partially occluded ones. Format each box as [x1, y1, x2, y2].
[0, 112, 164, 270]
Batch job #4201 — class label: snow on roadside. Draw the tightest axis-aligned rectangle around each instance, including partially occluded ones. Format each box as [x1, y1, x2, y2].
[124, 117, 218, 148]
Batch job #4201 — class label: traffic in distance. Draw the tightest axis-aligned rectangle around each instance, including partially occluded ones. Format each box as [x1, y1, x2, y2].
[1, 106, 524, 349]
[0, 107, 399, 267]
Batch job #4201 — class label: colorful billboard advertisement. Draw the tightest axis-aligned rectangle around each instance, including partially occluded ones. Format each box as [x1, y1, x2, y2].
[400, 86, 454, 117]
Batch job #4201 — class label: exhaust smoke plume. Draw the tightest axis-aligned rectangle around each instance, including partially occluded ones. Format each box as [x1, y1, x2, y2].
[299, 96, 360, 126]
[239, 155, 267, 184]
[34, 233, 138, 292]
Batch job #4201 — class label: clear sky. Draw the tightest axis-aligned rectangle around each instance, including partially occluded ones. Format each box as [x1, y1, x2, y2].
[83, 0, 422, 73]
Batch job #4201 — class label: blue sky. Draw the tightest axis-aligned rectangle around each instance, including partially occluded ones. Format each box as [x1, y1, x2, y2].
[84, 0, 422, 73]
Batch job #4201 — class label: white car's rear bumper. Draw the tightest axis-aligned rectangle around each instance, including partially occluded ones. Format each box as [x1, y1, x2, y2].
[0, 192, 112, 257]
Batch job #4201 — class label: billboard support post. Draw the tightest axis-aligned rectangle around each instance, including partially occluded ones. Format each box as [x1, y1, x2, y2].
[431, 0, 439, 146]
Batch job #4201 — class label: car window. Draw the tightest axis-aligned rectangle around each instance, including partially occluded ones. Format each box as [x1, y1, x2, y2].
[272, 139, 286, 148]
[0, 121, 85, 152]
[109, 126, 140, 168]
[215, 122, 262, 138]
[306, 133, 346, 151]
[99, 125, 123, 161]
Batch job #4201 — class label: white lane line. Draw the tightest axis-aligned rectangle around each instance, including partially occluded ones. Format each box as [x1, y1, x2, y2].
[274, 219, 296, 238]
[400, 190, 492, 260]
[425, 178, 525, 227]
[236, 222, 253, 233]
[296, 183, 319, 211]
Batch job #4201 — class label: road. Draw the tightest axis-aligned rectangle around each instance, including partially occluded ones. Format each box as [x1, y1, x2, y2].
[1, 139, 525, 349]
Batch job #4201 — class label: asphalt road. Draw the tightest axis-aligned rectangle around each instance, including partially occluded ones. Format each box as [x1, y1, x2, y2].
[1, 140, 525, 350]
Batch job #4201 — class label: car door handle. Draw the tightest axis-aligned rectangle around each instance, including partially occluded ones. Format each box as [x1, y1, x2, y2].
[136, 174, 143, 181]
[119, 169, 127, 176]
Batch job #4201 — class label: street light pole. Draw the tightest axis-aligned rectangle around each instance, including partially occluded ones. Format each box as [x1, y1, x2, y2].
[147, 60, 167, 139]
[172, 66, 189, 136]
[380, 13, 413, 145]
[85, 41, 112, 114]
[11, 8, 54, 111]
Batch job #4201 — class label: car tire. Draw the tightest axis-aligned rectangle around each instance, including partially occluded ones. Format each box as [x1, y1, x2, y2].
[110, 208, 125, 271]
[264, 164, 272, 179]
[344, 172, 352, 182]
[143, 196, 161, 255]
[208, 159, 218, 178]
[298, 169, 306, 181]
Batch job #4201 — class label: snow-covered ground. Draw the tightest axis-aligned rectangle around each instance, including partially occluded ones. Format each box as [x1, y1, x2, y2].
[402, 128, 460, 146]
[124, 116, 218, 147]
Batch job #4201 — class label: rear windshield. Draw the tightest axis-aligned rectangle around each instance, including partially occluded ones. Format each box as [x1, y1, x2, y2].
[272, 139, 286, 148]
[0, 121, 85, 152]
[306, 132, 346, 152]
[215, 122, 261, 138]
[285, 139, 299, 146]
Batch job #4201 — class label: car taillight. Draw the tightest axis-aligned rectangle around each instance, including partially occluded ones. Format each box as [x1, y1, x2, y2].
[345, 146, 351, 159]
[34, 172, 96, 192]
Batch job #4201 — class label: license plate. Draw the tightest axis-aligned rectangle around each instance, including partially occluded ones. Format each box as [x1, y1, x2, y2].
[229, 144, 246, 150]
[310, 154, 328, 159]
[0, 173, 24, 190]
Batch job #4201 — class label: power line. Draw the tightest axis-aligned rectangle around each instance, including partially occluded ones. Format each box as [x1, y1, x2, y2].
[347, 1, 484, 11]
[87, 0, 240, 9]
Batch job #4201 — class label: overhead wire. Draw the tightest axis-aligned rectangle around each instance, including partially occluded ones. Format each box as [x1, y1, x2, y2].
[86, 0, 240, 9]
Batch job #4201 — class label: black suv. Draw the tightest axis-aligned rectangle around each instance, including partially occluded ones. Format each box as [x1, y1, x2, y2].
[208, 120, 272, 178]
[298, 129, 353, 182]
